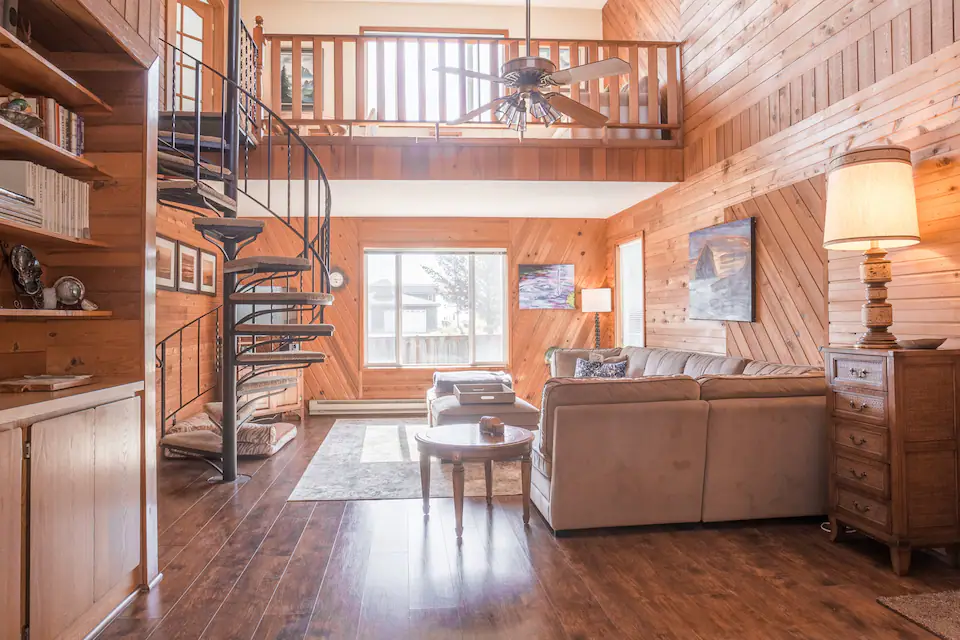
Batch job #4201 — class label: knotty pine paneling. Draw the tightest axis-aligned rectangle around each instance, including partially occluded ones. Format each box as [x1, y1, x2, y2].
[675, 0, 960, 177]
[603, 0, 679, 42]
[829, 132, 960, 346]
[245, 217, 611, 405]
[607, 37, 960, 356]
[725, 177, 827, 365]
[247, 140, 684, 182]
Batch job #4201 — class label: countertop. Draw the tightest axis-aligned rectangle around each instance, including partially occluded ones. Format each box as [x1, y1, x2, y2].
[0, 376, 145, 431]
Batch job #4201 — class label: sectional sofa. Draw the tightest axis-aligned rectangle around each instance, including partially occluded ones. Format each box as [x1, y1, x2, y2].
[532, 347, 828, 532]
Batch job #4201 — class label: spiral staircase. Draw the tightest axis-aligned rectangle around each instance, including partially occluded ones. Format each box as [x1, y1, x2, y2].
[155, 30, 333, 483]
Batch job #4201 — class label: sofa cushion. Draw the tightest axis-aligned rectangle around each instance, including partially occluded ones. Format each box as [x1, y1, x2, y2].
[642, 349, 695, 376]
[742, 360, 823, 376]
[552, 348, 622, 378]
[431, 394, 540, 428]
[538, 376, 701, 462]
[698, 374, 827, 400]
[620, 346, 655, 377]
[574, 358, 628, 378]
[682, 353, 748, 378]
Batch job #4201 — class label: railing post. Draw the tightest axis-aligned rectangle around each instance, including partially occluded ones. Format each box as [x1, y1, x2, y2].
[253, 16, 265, 105]
[160, 344, 167, 437]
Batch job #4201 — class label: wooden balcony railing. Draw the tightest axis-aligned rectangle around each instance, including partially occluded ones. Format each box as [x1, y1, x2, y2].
[254, 26, 681, 140]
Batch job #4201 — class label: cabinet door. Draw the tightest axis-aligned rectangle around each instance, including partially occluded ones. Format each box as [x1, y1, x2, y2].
[30, 409, 96, 640]
[94, 397, 142, 600]
[0, 427, 24, 640]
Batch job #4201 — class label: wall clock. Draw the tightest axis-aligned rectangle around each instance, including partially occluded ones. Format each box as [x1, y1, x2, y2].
[329, 268, 347, 289]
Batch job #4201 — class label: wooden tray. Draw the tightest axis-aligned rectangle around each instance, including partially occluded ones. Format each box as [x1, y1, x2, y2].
[454, 383, 516, 405]
[0, 374, 94, 392]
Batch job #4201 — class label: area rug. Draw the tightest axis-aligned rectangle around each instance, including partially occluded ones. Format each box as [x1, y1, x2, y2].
[288, 418, 522, 501]
[879, 591, 960, 639]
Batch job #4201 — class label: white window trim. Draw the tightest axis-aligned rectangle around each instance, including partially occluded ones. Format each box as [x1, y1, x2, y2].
[363, 248, 509, 368]
[616, 234, 645, 348]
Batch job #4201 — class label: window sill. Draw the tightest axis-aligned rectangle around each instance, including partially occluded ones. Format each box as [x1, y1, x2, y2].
[362, 364, 509, 372]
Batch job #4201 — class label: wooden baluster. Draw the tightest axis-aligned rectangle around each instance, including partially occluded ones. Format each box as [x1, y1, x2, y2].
[588, 42, 600, 113]
[438, 40, 446, 124]
[376, 38, 386, 121]
[666, 44, 679, 126]
[488, 39, 500, 122]
[418, 39, 426, 122]
[292, 38, 302, 121]
[608, 45, 620, 124]
[549, 41, 559, 68]
[570, 43, 580, 105]
[334, 37, 343, 120]
[458, 39, 467, 121]
[398, 38, 406, 121]
[356, 36, 365, 120]
[270, 37, 282, 114]
[647, 45, 659, 127]
[628, 44, 640, 124]
[314, 37, 323, 121]
[253, 16, 264, 105]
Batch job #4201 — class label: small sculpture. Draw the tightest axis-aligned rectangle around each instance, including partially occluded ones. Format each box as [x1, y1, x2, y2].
[0, 92, 43, 133]
[53, 276, 97, 311]
[479, 416, 505, 436]
[6, 244, 43, 308]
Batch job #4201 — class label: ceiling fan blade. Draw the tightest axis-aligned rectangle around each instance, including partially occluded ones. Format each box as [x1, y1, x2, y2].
[447, 96, 510, 125]
[545, 93, 608, 128]
[434, 67, 508, 84]
[546, 57, 631, 86]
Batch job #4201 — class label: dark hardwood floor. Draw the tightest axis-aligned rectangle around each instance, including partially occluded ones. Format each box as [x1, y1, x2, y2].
[100, 416, 960, 639]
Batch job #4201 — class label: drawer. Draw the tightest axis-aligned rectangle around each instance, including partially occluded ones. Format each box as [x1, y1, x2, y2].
[834, 453, 889, 497]
[833, 421, 888, 461]
[831, 389, 887, 426]
[829, 353, 886, 390]
[835, 487, 891, 532]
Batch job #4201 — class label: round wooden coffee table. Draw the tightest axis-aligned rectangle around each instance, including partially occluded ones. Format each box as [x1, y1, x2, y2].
[415, 423, 535, 539]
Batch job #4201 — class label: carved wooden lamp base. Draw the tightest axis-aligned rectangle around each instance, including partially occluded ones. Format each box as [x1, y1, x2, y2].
[856, 246, 899, 349]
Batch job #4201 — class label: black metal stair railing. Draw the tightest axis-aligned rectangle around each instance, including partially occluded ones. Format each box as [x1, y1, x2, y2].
[156, 305, 223, 436]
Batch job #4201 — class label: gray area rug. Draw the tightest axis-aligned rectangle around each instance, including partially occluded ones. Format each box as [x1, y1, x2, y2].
[879, 591, 960, 639]
[288, 418, 521, 501]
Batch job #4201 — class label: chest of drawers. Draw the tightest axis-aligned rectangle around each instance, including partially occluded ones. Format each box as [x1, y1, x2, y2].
[824, 347, 960, 574]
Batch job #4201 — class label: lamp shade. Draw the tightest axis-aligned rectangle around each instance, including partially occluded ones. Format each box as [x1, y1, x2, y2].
[823, 146, 920, 251]
[581, 288, 612, 313]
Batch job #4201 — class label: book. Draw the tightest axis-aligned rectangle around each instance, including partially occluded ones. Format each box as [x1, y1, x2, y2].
[0, 161, 89, 236]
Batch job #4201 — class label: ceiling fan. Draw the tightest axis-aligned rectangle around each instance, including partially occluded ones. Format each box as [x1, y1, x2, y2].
[435, 0, 630, 134]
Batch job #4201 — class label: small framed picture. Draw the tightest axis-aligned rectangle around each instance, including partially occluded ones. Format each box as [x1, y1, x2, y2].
[177, 242, 199, 293]
[200, 250, 217, 296]
[156, 234, 177, 291]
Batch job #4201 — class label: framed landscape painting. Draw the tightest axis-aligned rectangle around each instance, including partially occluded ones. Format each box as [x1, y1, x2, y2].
[200, 250, 217, 295]
[156, 235, 177, 291]
[178, 243, 199, 293]
[688, 217, 756, 322]
[518, 264, 575, 310]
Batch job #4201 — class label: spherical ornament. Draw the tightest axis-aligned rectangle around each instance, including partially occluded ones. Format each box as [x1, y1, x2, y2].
[1, 93, 31, 113]
[54, 276, 85, 306]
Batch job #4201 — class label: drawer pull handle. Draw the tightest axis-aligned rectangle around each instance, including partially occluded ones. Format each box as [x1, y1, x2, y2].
[848, 434, 868, 446]
[848, 400, 869, 412]
[848, 367, 869, 379]
[848, 469, 868, 480]
[852, 501, 871, 514]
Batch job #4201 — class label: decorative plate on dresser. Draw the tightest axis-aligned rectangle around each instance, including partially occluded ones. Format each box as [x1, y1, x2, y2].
[824, 346, 960, 575]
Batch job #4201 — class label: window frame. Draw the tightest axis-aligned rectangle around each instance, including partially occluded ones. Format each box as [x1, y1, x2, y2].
[363, 248, 510, 368]
[616, 233, 646, 348]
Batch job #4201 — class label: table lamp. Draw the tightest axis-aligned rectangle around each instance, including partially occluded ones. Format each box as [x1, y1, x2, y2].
[582, 288, 612, 349]
[823, 146, 920, 349]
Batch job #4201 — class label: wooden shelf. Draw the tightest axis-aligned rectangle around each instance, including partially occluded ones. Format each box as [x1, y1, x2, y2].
[0, 117, 110, 180]
[0, 218, 109, 249]
[0, 309, 113, 319]
[0, 26, 111, 115]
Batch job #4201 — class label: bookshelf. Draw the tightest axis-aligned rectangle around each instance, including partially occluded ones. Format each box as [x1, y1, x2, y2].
[0, 309, 113, 319]
[0, 117, 110, 180]
[0, 218, 110, 249]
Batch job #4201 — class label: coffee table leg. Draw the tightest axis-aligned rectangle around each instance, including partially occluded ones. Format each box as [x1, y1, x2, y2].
[484, 460, 493, 507]
[453, 461, 465, 539]
[420, 452, 431, 516]
[521, 454, 531, 525]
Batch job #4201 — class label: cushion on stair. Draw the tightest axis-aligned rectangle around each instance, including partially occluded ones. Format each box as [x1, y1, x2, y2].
[204, 401, 256, 427]
[236, 423, 297, 456]
[166, 412, 220, 435]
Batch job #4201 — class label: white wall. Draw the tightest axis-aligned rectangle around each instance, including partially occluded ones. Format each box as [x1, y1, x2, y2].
[244, 0, 602, 40]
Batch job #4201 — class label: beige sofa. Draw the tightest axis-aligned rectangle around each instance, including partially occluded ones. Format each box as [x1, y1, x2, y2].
[533, 347, 828, 532]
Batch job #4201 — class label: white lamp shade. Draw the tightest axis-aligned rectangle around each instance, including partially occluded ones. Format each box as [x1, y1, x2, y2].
[823, 146, 920, 251]
[581, 288, 612, 313]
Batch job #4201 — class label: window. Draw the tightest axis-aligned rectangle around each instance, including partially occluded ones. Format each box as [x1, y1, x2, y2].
[617, 236, 645, 347]
[172, 0, 213, 111]
[364, 249, 508, 366]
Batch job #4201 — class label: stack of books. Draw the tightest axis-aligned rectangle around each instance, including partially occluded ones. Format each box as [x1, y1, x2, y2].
[9, 96, 86, 156]
[0, 161, 90, 237]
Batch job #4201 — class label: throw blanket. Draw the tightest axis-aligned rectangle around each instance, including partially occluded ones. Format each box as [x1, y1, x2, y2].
[433, 370, 511, 394]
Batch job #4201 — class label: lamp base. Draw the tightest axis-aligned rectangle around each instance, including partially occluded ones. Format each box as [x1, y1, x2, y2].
[854, 246, 899, 350]
[593, 312, 601, 350]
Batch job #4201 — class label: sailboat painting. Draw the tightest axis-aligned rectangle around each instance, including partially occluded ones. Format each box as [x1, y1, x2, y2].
[688, 218, 756, 322]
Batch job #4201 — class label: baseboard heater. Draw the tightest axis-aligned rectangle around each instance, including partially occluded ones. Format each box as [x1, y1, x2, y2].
[309, 399, 427, 415]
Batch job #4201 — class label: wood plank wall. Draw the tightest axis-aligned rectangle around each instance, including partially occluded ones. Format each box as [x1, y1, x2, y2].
[725, 177, 827, 365]
[681, 0, 960, 177]
[244, 217, 611, 405]
[602, 0, 679, 41]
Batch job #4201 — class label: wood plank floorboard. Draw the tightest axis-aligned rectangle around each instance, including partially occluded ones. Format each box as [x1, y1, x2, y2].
[100, 416, 960, 640]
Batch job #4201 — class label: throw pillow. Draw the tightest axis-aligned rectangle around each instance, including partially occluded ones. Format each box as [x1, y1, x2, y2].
[574, 357, 628, 378]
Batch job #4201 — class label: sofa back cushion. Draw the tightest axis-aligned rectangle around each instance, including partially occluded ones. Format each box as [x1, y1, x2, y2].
[742, 360, 823, 376]
[642, 349, 695, 376]
[552, 348, 622, 378]
[682, 353, 748, 378]
[538, 376, 701, 461]
[698, 374, 827, 400]
[620, 346, 655, 377]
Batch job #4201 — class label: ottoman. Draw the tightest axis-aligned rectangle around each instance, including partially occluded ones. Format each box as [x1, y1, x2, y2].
[431, 394, 540, 429]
